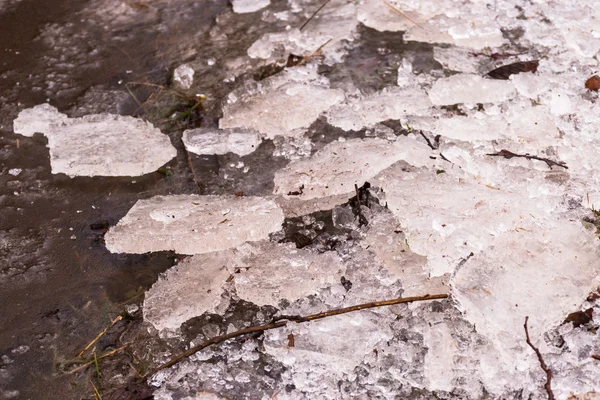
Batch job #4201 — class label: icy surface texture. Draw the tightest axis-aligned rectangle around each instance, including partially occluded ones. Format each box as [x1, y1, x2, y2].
[274, 136, 432, 200]
[183, 128, 263, 156]
[428, 74, 516, 105]
[220, 66, 344, 139]
[325, 86, 431, 131]
[12, 104, 176, 177]
[231, 0, 270, 13]
[105, 195, 284, 254]
[144, 252, 235, 331]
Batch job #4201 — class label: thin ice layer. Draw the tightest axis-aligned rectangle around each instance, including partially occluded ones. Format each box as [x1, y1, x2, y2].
[144, 251, 238, 331]
[183, 128, 263, 156]
[273, 136, 432, 200]
[12, 104, 176, 177]
[104, 195, 284, 255]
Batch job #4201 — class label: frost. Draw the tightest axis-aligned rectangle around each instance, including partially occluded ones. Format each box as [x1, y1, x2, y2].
[220, 67, 344, 138]
[325, 86, 431, 131]
[233, 242, 346, 307]
[104, 195, 284, 255]
[183, 128, 263, 156]
[231, 0, 270, 14]
[144, 252, 235, 331]
[428, 74, 516, 105]
[13, 104, 176, 177]
[273, 136, 432, 200]
[173, 64, 194, 89]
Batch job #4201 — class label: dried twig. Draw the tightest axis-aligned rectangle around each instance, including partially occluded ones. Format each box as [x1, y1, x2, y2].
[299, 0, 332, 31]
[487, 149, 567, 170]
[77, 315, 123, 358]
[143, 293, 448, 378]
[67, 346, 127, 375]
[384, 1, 424, 29]
[524, 316, 554, 400]
[419, 131, 440, 150]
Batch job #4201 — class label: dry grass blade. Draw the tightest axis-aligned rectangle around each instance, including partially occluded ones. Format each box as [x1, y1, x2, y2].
[384, 1, 424, 29]
[300, 0, 332, 31]
[68, 346, 127, 375]
[77, 315, 123, 358]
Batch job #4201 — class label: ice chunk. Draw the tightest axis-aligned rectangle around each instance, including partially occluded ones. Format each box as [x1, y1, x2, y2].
[13, 104, 176, 177]
[234, 242, 346, 306]
[183, 128, 263, 156]
[357, 0, 422, 32]
[325, 86, 431, 131]
[144, 251, 236, 331]
[434, 114, 508, 141]
[428, 74, 516, 105]
[231, 0, 270, 14]
[104, 195, 284, 255]
[8, 168, 22, 176]
[273, 136, 432, 200]
[220, 68, 344, 139]
[173, 64, 195, 89]
[433, 46, 482, 74]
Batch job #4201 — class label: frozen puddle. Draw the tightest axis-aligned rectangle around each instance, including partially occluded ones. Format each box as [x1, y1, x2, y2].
[104, 195, 284, 255]
[13, 104, 176, 177]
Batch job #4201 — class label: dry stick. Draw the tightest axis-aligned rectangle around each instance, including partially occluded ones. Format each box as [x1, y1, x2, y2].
[524, 316, 554, 400]
[384, 1, 424, 29]
[143, 293, 448, 378]
[68, 346, 128, 375]
[77, 315, 123, 358]
[299, 0, 332, 31]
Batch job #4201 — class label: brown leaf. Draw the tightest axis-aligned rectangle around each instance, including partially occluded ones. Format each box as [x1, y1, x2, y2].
[487, 60, 539, 80]
[585, 75, 600, 91]
[564, 308, 594, 327]
[287, 333, 295, 347]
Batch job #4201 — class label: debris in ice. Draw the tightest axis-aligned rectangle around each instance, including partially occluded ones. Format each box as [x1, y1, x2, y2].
[263, 312, 394, 393]
[486, 60, 539, 80]
[233, 242, 346, 307]
[231, 0, 270, 14]
[173, 64, 195, 89]
[428, 74, 515, 105]
[144, 251, 236, 331]
[182, 128, 263, 156]
[220, 67, 344, 138]
[273, 136, 432, 201]
[325, 86, 431, 131]
[7, 168, 21, 176]
[13, 104, 176, 177]
[104, 195, 284, 255]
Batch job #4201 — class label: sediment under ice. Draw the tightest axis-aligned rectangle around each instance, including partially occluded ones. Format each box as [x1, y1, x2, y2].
[12, 104, 176, 177]
[104, 195, 284, 255]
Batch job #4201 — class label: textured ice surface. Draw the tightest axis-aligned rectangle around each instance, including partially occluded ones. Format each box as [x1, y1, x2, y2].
[233, 242, 346, 307]
[273, 136, 432, 200]
[220, 67, 344, 138]
[105, 195, 284, 255]
[428, 74, 516, 105]
[144, 252, 235, 331]
[12, 104, 176, 177]
[231, 0, 270, 13]
[325, 86, 431, 131]
[182, 128, 263, 156]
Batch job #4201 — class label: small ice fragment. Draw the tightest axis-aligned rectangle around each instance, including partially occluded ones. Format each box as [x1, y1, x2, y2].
[8, 168, 22, 176]
[173, 64, 195, 89]
[231, 0, 270, 13]
[104, 195, 285, 255]
[183, 128, 263, 156]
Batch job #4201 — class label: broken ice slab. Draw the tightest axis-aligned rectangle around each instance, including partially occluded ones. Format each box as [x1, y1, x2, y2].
[325, 86, 431, 131]
[144, 250, 237, 331]
[104, 195, 284, 255]
[428, 74, 515, 105]
[231, 0, 270, 14]
[220, 67, 344, 139]
[357, 0, 422, 32]
[273, 136, 432, 201]
[433, 46, 483, 74]
[13, 104, 176, 177]
[433, 114, 508, 141]
[263, 312, 394, 393]
[234, 242, 346, 307]
[182, 128, 263, 156]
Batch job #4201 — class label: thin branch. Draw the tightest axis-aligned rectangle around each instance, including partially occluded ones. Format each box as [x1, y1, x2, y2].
[144, 293, 448, 378]
[77, 315, 123, 358]
[487, 149, 568, 170]
[299, 0, 332, 31]
[524, 316, 554, 400]
[384, 1, 424, 29]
